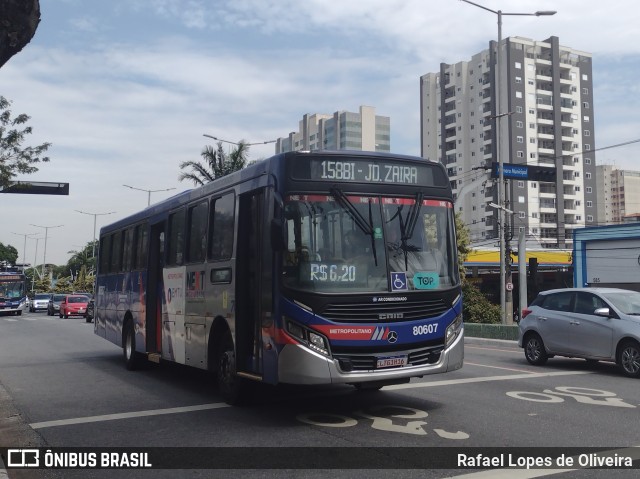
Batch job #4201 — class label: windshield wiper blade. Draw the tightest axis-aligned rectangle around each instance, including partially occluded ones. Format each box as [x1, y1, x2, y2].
[330, 188, 373, 235]
[402, 192, 424, 242]
[368, 200, 378, 266]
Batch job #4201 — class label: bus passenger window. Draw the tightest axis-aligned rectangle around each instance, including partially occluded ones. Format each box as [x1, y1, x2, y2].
[168, 209, 186, 266]
[187, 201, 208, 263]
[209, 193, 235, 261]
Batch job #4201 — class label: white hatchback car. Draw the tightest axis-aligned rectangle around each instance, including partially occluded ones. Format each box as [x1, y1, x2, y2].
[518, 287, 640, 377]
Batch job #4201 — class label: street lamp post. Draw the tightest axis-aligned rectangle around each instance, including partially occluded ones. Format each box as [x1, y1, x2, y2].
[29, 224, 63, 278]
[75, 210, 116, 258]
[28, 236, 43, 291]
[460, 0, 556, 324]
[11, 231, 37, 272]
[202, 134, 277, 147]
[123, 184, 176, 207]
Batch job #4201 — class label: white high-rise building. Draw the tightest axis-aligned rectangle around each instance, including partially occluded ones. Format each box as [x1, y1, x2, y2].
[275, 105, 390, 154]
[420, 36, 597, 249]
[596, 165, 640, 225]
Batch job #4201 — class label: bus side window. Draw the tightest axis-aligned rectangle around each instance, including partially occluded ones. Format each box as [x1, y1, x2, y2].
[168, 209, 186, 266]
[110, 231, 123, 273]
[187, 201, 208, 263]
[122, 227, 135, 271]
[209, 192, 235, 261]
[134, 224, 149, 270]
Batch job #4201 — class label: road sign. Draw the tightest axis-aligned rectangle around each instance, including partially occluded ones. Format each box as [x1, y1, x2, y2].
[506, 282, 513, 291]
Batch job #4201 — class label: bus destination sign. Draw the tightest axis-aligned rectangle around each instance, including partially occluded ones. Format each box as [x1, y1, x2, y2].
[293, 157, 441, 186]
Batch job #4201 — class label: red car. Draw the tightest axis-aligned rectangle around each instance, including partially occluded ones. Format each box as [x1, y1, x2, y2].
[59, 295, 89, 318]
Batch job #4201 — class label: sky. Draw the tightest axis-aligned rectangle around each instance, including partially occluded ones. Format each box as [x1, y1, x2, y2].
[2, 0, 640, 266]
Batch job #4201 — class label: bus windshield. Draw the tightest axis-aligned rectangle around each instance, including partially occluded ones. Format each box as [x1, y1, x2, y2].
[282, 193, 457, 293]
[0, 277, 25, 299]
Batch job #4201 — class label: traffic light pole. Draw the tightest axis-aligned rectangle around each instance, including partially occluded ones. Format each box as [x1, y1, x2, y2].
[504, 186, 514, 325]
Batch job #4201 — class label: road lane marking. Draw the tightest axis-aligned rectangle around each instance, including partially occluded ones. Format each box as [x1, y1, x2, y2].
[30, 402, 230, 429]
[466, 345, 521, 354]
[28, 371, 593, 430]
[464, 362, 539, 374]
[386, 370, 593, 391]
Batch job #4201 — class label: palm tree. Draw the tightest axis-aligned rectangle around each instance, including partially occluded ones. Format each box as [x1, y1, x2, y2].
[179, 140, 250, 186]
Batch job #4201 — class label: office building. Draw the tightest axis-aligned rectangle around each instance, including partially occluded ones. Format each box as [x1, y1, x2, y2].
[275, 105, 390, 153]
[420, 36, 597, 249]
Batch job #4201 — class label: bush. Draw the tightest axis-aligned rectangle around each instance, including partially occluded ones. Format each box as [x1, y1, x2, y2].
[462, 281, 502, 324]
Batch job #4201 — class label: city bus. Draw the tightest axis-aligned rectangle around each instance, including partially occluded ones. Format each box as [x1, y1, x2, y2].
[0, 271, 28, 316]
[94, 150, 463, 403]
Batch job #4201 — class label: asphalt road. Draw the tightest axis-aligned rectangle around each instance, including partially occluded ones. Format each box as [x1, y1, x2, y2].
[1, 310, 640, 478]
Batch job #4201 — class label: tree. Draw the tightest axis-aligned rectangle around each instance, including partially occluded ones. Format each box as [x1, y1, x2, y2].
[179, 141, 249, 186]
[0, 95, 51, 189]
[455, 212, 471, 278]
[0, 241, 18, 266]
[456, 212, 501, 324]
[0, 0, 41, 68]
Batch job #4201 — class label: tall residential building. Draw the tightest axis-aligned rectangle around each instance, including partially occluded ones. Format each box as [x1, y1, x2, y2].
[596, 165, 640, 225]
[420, 36, 597, 249]
[275, 105, 390, 153]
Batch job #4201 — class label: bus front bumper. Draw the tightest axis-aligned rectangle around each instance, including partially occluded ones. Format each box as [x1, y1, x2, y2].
[277, 327, 464, 385]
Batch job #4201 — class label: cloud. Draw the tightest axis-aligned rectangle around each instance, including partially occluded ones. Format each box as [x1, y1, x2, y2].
[2, 0, 640, 265]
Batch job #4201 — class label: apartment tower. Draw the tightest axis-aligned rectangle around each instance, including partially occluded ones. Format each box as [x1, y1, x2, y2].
[420, 36, 597, 249]
[596, 165, 640, 225]
[275, 105, 390, 154]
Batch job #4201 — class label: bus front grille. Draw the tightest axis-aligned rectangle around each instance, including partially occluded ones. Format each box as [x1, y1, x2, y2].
[333, 344, 444, 372]
[320, 298, 448, 323]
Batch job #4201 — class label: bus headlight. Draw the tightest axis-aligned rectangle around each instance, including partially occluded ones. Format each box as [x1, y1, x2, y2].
[445, 314, 463, 347]
[285, 318, 331, 357]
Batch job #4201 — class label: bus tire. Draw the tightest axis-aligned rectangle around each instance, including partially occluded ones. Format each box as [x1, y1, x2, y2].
[123, 320, 140, 371]
[217, 332, 245, 405]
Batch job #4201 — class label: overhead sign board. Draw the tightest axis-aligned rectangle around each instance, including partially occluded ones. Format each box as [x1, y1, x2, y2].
[0, 181, 70, 195]
[491, 162, 556, 182]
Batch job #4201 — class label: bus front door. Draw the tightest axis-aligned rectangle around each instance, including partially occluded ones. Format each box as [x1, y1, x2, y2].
[146, 222, 164, 354]
[236, 190, 267, 377]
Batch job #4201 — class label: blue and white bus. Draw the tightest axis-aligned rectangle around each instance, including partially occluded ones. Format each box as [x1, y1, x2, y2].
[95, 151, 463, 403]
[0, 271, 28, 316]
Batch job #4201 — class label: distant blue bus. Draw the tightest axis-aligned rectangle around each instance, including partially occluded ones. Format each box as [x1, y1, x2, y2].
[0, 272, 28, 316]
[94, 150, 464, 403]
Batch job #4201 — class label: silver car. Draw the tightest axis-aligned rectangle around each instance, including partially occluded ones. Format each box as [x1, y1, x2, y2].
[518, 287, 640, 377]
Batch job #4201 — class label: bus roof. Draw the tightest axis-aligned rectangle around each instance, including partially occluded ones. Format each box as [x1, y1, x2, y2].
[100, 150, 447, 235]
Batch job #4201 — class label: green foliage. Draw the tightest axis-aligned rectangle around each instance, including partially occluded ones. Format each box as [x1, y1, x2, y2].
[0, 96, 51, 189]
[462, 281, 502, 324]
[0, 241, 19, 266]
[455, 212, 471, 278]
[455, 212, 500, 323]
[53, 276, 72, 293]
[178, 141, 249, 186]
[72, 265, 94, 293]
[32, 275, 50, 293]
[66, 242, 95, 277]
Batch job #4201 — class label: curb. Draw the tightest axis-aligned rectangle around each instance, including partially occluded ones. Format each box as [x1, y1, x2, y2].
[464, 336, 519, 349]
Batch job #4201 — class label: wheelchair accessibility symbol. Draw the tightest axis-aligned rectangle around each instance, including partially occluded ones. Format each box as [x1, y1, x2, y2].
[391, 272, 408, 291]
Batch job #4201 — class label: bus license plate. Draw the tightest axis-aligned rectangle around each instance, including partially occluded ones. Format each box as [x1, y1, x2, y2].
[376, 355, 407, 369]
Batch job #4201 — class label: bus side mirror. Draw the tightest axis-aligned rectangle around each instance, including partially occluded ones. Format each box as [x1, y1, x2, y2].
[271, 218, 286, 251]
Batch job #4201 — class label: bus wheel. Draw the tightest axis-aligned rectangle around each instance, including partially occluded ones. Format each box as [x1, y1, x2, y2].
[123, 321, 140, 371]
[217, 333, 244, 405]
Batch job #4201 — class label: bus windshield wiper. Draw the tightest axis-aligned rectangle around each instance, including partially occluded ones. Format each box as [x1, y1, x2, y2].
[331, 188, 373, 235]
[331, 188, 378, 266]
[390, 192, 423, 270]
[401, 192, 424, 242]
